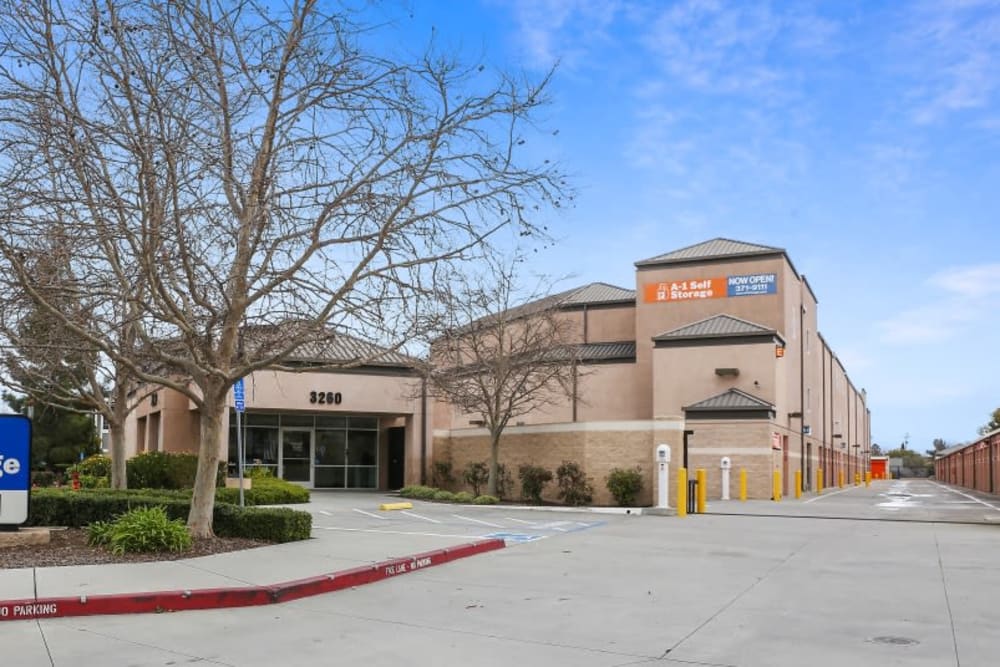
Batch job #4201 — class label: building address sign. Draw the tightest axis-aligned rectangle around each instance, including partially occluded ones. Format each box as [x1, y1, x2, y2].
[308, 391, 343, 405]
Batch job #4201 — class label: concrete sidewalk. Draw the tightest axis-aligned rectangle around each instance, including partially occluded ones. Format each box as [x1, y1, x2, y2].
[0, 496, 513, 622]
[0, 491, 622, 622]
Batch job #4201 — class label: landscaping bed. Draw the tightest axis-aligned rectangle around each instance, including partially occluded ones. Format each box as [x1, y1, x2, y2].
[0, 528, 266, 569]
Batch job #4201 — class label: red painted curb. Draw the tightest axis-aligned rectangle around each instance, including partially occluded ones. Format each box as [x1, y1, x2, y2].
[0, 538, 504, 622]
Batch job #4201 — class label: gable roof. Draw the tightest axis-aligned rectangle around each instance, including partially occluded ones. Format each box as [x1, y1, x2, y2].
[457, 281, 635, 333]
[560, 282, 636, 307]
[286, 333, 418, 367]
[653, 314, 782, 343]
[685, 388, 774, 412]
[635, 238, 785, 268]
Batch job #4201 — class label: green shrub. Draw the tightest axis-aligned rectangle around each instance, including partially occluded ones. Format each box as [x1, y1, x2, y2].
[215, 477, 310, 505]
[87, 505, 192, 555]
[430, 461, 455, 490]
[556, 461, 593, 506]
[28, 488, 311, 543]
[463, 462, 489, 496]
[518, 464, 553, 504]
[213, 504, 312, 542]
[70, 455, 113, 479]
[243, 465, 275, 479]
[126, 451, 226, 490]
[472, 494, 499, 505]
[453, 491, 475, 503]
[606, 467, 643, 507]
[31, 470, 60, 488]
[432, 490, 456, 502]
[412, 485, 439, 499]
[78, 474, 110, 489]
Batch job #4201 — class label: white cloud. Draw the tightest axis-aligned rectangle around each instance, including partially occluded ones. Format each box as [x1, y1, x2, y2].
[902, 1, 1000, 126]
[502, 0, 624, 69]
[877, 262, 1000, 343]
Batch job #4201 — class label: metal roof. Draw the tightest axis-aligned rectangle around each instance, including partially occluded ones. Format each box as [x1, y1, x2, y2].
[287, 334, 418, 367]
[576, 341, 636, 362]
[457, 281, 635, 333]
[636, 238, 785, 267]
[654, 314, 777, 341]
[685, 388, 774, 411]
[561, 282, 636, 306]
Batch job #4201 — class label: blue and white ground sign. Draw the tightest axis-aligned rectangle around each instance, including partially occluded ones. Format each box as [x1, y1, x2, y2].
[0, 415, 31, 526]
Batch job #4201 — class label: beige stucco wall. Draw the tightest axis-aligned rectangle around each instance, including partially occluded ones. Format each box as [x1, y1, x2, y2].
[124, 368, 431, 487]
[651, 341, 778, 420]
[582, 305, 635, 343]
[634, 256, 790, 419]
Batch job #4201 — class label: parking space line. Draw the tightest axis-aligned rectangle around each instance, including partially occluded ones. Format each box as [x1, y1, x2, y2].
[319, 510, 334, 516]
[804, 486, 857, 503]
[321, 526, 483, 539]
[930, 481, 1000, 512]
[451, 514, 503, 528]
[402, 510, 442, 524]
[353, 508, 387, 520]
[506, 517, 538, 526]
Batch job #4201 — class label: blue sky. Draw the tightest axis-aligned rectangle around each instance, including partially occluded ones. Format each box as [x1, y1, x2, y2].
[391, 1, 1000, 452]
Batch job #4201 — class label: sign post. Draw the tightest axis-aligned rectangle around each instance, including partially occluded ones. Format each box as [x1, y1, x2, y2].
[233, 378, 246, 508]
[0, 415, 32, 529]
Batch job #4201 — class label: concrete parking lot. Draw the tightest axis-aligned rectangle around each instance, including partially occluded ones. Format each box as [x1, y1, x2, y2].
[3, 484, 999, 666]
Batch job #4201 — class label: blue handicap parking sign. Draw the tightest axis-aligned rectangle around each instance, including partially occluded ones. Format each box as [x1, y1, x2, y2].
[233, 378, 245, 413]
[0, 414, 32, 526]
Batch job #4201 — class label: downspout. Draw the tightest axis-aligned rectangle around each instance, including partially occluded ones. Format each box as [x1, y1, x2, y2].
[821, 342, 826, 487]
[420, 375, 427, 486]
[799, 305, 806, 489]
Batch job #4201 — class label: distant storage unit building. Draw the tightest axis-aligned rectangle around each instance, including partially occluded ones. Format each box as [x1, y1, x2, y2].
[934, 430, 1000, 495]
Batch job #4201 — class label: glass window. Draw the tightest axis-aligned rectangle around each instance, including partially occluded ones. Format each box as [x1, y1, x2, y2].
[348, 466, 377, 488]
[315, 466, 345, 488]
[280, 413, 315, 427]
[315, 415, 347, 429]
[246, 429, 279, 465]
[315, 430, 346, 465]
[246, 412, 279, 426]
[349, 416, 379, 430]
[347, 430, 378, 466]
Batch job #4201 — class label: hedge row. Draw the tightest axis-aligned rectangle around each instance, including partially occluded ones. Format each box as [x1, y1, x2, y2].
[398, 485, 498, 505]
[27, 489, 312, 543]
[215, 477, 310, 505]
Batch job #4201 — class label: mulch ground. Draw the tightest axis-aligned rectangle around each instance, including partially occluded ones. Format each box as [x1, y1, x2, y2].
[0, 529, 267, 569]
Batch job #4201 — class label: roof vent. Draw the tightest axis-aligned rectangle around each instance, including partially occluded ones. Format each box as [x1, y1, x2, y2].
[715, 368, 740, 377]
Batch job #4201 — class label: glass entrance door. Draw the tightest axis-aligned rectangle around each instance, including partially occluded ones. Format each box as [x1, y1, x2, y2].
[280, 429, 312, 485]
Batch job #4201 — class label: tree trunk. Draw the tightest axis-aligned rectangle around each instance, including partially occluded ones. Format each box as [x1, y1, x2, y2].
[109, 382, 129, 489]
[487, 432, 500, 497]
[189, 391, 225, 538]
[109, 421, 127, 489]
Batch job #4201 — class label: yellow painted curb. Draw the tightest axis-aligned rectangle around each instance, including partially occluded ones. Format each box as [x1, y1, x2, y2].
[379, 502, 413, 511]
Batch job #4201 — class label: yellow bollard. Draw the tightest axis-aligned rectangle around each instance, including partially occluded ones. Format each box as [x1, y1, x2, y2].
[696, 468, 707, 514]
[838, 471, 844, 488]
[865, 471, 871, 487]
[739, 468, 747, 502]
[772, 471, 781, 502]
[677, 467, 688, 518]
[817, 468, 824, 494]
[795, 470, 802, 499]
[854, 472, 861, 486]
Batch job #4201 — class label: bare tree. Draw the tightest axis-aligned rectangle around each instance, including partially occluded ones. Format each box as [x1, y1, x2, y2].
[426, 256, 582, 497]
[0, 229, 143, 489]
[0, 0, 566, 536]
